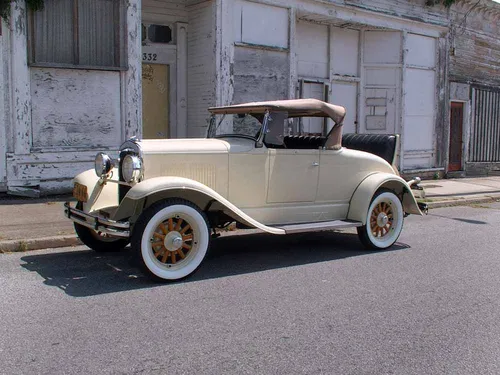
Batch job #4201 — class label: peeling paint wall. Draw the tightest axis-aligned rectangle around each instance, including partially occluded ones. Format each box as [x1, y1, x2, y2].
[31, 68, 122, 149]
[187, 1, 216, 138]
[5, 0, 142, 195]
[0, 17, 9, 190]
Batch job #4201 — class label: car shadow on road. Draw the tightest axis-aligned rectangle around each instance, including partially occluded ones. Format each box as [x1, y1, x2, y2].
[20, 231, 410, 298]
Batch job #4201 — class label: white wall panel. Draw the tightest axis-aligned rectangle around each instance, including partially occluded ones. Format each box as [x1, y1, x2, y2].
[297, 21, 329, 78]
[406, 34, 436, 68]
[234, 1, 288, 49]
[331, 27, 359, 77]
[403, 68, 435, 151]
[364, 31, 401, 64]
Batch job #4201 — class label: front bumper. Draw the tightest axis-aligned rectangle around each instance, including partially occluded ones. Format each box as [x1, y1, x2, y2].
[64, 202, 130, 238]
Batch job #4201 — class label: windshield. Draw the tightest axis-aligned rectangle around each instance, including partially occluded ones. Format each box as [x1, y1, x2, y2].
[207, 114, 263, 139]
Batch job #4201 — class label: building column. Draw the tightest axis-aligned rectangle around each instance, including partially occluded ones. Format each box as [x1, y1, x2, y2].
[10, 0, 31, 155]
[124, 0, 142, 140]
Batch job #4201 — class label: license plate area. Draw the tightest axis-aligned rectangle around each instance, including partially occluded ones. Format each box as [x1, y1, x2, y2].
[73, 182, 88, 202]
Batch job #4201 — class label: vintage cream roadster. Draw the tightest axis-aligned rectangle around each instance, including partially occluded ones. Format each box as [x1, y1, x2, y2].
[64, 99, 425, 281]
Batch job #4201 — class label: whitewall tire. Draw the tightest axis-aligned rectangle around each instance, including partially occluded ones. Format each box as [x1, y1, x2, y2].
[357, 190, 404, 250]
[131, 199, 211, 282]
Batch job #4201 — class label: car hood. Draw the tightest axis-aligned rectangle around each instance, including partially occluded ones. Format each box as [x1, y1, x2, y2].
[138, 138, 230, 155]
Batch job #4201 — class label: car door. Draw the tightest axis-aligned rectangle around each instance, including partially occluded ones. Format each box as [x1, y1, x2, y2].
[267, 148, 320, 204]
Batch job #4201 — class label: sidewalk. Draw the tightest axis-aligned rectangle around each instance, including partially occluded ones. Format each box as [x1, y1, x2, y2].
[1, 176, 500, 252]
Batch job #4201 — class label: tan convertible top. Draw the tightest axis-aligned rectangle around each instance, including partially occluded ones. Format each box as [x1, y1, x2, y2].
[208, 99, 346, 126]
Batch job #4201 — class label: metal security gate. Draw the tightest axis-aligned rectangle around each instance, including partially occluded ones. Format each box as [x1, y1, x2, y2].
[470, 88, 500, 162]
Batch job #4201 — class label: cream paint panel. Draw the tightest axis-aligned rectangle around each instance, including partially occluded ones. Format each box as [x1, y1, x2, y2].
[317, 148, 394, 203]
[331, 27, 359, 77]
[30, 68, 122, 149]
[142, 153, 229, 198]
[331, 82, 358, 134]
[233, 1, 289, 48]
[228, 152, 268, 208]
[142, 64, 169, 138]
[267, 149, 319, 204]
[73, 169, 119, 213]
[406, 34, 436, 68]
[297, 21, 329, 79]
[364, 31, 402, 64]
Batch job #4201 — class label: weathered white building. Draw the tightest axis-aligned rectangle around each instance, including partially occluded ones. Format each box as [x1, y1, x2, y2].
[0, 0, 496, 196]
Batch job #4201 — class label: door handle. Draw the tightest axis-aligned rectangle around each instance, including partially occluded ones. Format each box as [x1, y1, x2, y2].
[312, 162, 319, 167]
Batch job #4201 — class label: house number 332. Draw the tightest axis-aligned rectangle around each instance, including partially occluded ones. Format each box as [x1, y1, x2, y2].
[142, 53, 158, 62]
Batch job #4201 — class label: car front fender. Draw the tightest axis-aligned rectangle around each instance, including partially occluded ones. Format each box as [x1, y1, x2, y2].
[114, 176, 286, 235]
[347, 172, 422, 224]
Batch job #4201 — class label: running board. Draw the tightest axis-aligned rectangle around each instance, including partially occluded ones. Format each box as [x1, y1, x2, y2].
[275, 220, 363, 235]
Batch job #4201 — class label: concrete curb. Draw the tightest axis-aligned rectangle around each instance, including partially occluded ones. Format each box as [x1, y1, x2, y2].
[0, 235, 82, 253]
[425, 194, 500, 209]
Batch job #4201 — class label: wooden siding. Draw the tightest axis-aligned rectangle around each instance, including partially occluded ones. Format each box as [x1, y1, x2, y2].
[449, 2, 500, 87]
[187, 1, 216, 137]
[142, 0, 188, 24]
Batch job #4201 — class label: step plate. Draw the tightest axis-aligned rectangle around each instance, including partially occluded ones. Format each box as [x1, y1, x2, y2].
[276, 220, 363, 235]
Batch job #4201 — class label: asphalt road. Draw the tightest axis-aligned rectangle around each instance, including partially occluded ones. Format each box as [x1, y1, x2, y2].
[1, 203, 500, 375]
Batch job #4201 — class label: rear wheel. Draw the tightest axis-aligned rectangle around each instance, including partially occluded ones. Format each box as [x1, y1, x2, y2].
[131, 199, 211, 282]
[357, 190, 404, 250]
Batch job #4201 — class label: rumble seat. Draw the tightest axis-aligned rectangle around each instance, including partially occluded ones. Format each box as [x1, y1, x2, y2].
[341, 133, 398, 165]
[281, 133, 398, 165]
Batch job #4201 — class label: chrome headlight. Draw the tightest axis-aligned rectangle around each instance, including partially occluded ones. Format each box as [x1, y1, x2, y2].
[122, 155, 143, 183]
[94, 153, 113, 177]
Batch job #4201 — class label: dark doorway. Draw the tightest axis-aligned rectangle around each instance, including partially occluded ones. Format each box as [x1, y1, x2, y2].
[449, 102, 464, 171]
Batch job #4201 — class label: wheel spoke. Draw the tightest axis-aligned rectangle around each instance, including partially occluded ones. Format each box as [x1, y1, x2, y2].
[159, 223, 168, 235]
[176, 249, 185, 259]
[171, 251, 176, 264]
[153, 232, 165, 240]
[151, 240, 163, 245]
[175, 218, 184, 231]
[180, 225, 191, 235]
[182, 234, 193, 242]
[182, 243, 192, 250]
[161, 250, 170, 263]
[167, 218, 174, 232]
[154, 246, 167, 258]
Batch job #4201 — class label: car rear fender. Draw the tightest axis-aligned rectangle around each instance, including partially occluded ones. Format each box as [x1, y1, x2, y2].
[114, 177, 286, 235]
[347, 172, 422, 224]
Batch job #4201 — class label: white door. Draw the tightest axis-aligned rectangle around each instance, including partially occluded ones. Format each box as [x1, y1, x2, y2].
[141, 44, 177, 139]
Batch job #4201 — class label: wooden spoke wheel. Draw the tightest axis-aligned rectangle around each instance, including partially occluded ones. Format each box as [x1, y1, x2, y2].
[132, 199, 210, 281]
[149, 216, 195, 267]
[357, 190, 404, 250]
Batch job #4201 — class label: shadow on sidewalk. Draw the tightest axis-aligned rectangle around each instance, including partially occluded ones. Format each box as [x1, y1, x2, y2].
[20, 231, 410, 298]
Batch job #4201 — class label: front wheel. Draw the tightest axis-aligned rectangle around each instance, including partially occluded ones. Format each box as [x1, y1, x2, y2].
[74, 202, 129, 252]
[131, 199, 211, 282]
[357, 190, 404, 250]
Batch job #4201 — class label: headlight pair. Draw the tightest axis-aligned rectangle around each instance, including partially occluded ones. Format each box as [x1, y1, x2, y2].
[94, 152, 143, 183]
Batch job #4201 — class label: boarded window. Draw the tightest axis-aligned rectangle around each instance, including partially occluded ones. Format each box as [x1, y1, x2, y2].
[30, 0, 127, 69]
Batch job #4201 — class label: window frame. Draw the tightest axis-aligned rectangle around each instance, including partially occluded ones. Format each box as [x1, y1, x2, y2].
[28, 0, 128, 71]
